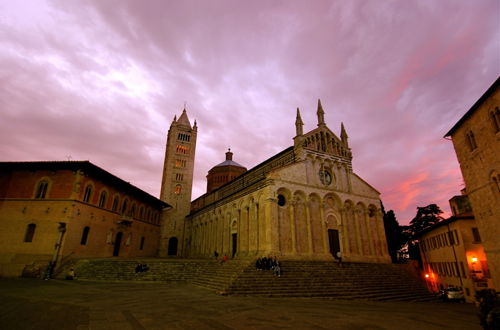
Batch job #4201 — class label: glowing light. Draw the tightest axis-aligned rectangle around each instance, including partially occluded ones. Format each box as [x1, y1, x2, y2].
[425, 274, 430, 278]
[471, 257, 478, 263]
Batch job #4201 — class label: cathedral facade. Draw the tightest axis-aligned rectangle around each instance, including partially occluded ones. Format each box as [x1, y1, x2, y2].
[160, 101, 390, 263]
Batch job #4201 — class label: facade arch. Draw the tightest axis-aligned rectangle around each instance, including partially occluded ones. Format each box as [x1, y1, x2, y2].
[356, 202, 370, 256]
[293, 191, 308, 254]
[343, 200, 359, 255]
[168, 237, 178, 256]
[308, 193, 323, 253]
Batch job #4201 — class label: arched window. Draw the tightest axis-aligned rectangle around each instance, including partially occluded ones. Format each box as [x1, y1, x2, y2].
[80, 226, 90, 245]
[121, 199, 128, 215]
[493, 175, 500, 193]
[98, 191, 107, 208]
[35, 180, 49, 199]
[146, 209, 151, 222]
[174, 184, 182, 194]
[112, 196, 120, 212]
[466, 130, 477, 151]
[24, 224, 36, 242]
[83, 185, 93, 203]
[139, 206, 144, 219]
[130, 204, 136, 217]
[490, 107, 500, 133]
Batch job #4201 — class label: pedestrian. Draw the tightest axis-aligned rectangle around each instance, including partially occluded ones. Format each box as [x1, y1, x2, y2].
[220, 254, 228, 265]
[273, 260, 281, 277]
[214, 251, 219, 260]
[255, 258, 262, 271]
[65, 268, 75, 280]
[44, 261, 55, 280]
[271, 256, 281, 277]
[336, 251, 342, 267]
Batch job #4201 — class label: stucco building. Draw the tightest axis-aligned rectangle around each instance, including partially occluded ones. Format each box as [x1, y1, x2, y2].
[445, 77, 500, 289]
[0, 161, 168, 277]
[418, 194, 492, 303]
[161, 101, 391, 263]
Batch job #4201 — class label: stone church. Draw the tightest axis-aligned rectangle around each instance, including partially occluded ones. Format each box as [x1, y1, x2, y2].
[159, 101, 390, 263]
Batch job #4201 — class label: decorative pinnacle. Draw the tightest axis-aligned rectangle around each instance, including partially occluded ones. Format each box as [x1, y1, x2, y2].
[295, 107, 304, 136]
[317, 99, 325, 126]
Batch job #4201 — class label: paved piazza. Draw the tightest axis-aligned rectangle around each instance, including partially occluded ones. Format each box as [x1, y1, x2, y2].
[0, 279, 479, 330]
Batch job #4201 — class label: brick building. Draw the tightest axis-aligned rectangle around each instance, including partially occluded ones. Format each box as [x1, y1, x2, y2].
[445, 77, 500, 289]
[0, 161, 169, 277]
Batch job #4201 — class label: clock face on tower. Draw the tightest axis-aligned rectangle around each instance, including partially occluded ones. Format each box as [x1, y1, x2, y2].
[319, 169, 332, 186]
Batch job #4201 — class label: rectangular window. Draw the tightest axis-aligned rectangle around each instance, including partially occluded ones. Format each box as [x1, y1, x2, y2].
[448, 231, 455, 245]
[460, 262, 467, 279]
[454, 263, 460, 277]
[472, 227, 481, 243]
[437, 235, 442, 248]
[454, 230, 460, 245]
[443, 233, 449, 246]
[24, 224, 36, 243]
[140, 237, 145, 250]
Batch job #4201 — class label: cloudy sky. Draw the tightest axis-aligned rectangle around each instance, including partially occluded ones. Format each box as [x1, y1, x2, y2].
[1, 0, 498, 224]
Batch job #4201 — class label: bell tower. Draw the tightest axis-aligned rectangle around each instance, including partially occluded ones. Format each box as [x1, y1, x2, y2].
[159, 108, 197, 257]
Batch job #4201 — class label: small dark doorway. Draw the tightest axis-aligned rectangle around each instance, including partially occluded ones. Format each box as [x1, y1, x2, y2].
[113, 232, 123, 256]
[231, 233, 237, 258]
[167, 237, 178, 256]
[328, 229, 340, 257]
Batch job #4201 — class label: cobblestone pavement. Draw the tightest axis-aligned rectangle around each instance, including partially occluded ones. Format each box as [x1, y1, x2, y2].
[0, 279, 479, 330]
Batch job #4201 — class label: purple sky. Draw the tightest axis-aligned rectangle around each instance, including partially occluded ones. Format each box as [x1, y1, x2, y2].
[1, 0, 498, 224]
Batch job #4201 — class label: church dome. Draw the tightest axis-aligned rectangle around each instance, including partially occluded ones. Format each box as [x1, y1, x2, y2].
[206, 149, 246, 193]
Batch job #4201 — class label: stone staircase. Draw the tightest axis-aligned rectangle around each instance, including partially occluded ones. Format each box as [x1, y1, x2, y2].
[58, 258, 250, 288]
[57, 258, 435, 302]
[224, 260, 435, 302]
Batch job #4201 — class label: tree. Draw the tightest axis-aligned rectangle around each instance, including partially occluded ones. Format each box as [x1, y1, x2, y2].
[383, 210, 405, 262]
[409, 204, 444, 235]
[381, 201, 408, 263]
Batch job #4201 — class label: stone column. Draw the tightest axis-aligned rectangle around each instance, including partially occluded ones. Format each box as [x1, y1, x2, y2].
[339, 207, 349, 258]
[265, 197, 278, 254]
[376, 209, 388, 257]
[305, 198, 313, 255]
[237, 209, 241, 257]
[255, 203, 260, 255]
[355, 208, 363, 256]
[289, 200, 297, 254]
[320, 201, 328, 254]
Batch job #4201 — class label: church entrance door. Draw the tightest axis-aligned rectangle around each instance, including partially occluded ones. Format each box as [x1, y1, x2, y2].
[113, 232, 123, 256]
[231, 233, 237, 258]
[327, 229, 340, 257]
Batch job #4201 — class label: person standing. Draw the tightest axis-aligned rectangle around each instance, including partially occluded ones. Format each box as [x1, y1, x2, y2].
[336, 251, 342, 267]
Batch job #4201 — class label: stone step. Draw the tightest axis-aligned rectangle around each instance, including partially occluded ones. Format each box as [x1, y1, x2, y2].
[58, 258, 434, 302]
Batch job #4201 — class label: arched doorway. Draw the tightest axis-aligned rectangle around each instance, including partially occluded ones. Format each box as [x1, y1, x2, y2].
[113, 232, 123, 256]
[328, 229, 340, 257]
[168, 237, 178, 256]
[325, 214, 341, 257]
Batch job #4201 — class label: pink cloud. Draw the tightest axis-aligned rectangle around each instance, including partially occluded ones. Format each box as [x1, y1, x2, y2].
[0, 0, 498, 226]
